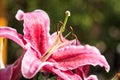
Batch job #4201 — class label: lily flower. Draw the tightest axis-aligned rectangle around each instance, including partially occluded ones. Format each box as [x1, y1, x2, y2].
[0, 9, 110, 80]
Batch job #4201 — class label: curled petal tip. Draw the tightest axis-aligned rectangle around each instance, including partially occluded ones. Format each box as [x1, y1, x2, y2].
[106, 65, 110, 72]
[15, 9, 24, 21]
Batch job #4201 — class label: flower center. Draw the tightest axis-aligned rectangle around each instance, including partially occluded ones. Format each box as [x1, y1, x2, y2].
[41, 11, 71, 62]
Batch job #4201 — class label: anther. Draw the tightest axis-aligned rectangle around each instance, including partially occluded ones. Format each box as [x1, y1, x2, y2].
[73, 34, 79, 45]
[70, 26, 73, 33]
[70, 26, 74, 37]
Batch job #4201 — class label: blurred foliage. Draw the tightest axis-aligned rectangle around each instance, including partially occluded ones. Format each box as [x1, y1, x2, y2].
[4, 0, 120, 80]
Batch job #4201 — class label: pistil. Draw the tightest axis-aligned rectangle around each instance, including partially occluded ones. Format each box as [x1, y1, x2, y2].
[60, 11, 71, 33]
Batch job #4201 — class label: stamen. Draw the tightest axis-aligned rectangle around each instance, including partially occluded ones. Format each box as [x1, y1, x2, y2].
[60, 11, 71, 33]
[70, 26, 73, 33]
[59, 21, 64, 25]
[56, 23, 59, 35]
[70, 26, 79, 45]
[73, 34, 79, 45]
[64, 32, 71, 38]
[56, 23, 63, 42]
[41, 11, 71, 62]
[41, 35, 60, 61]
[59, 34, 63, 42]
[41, 39, 73, 62]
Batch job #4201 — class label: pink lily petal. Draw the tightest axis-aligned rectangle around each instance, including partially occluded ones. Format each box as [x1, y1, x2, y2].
[44, 65, 82, 80]
[75, 66, 98, 80]
[0, 55, 23, 80]
[15, 9, 24, 21]
[75, 66, 90, 79]
[86, 75, 98, 80]
[22, 46, 53, 79]
[0, 27, 25, 48]
[0, 65, 12, 80]
[16, 9, 50, 54]
[0, 9, 110, 80]
[51, 45, 110, 72]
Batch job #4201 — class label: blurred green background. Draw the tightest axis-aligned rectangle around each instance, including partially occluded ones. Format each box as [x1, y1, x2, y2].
[4, 0, 120, 80]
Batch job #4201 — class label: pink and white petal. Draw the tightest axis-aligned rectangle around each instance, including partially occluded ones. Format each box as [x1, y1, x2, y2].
[15, 9, 24, 21]
[44, 65, 82, 80]
[22, 47, 53, 79]
[0, 27, 25, 48]
[0, 55, 23, 80]
[17, 9, 50, 54]
[51, 45, 110, 72]
[86, 75, 98, 80]
[70, 39, 81, 45]
[75, 66, 90, 79]
[48, 32, 58, 48]
[75, 66, 98, 80]
[0, 65, 12, 80]
[55, 70, 82, 80]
